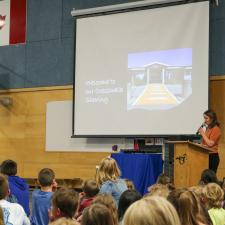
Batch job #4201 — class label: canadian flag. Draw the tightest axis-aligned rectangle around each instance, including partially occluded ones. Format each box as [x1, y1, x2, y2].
[0, 0, 26, 46]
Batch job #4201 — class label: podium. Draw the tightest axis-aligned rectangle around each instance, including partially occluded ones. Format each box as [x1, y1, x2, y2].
[168, 141, 214, 187]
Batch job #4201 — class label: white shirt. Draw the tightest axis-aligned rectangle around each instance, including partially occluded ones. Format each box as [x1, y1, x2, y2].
[0, 199, 30, 225]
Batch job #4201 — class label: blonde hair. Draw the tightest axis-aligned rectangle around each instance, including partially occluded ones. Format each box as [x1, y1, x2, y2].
[93, 193, 118, 225]
[123, 196, 181, 225]
[203, 183, 224, 209]
[49, 217, 79, 225]
[96, 157, 121, 186]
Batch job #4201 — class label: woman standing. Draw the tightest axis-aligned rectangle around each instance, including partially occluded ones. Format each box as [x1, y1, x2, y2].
[198, 110, 221, 173]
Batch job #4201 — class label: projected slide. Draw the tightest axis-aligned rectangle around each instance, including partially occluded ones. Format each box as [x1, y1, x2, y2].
[127, 48, 192, 111]
[74, 1, 209, 136]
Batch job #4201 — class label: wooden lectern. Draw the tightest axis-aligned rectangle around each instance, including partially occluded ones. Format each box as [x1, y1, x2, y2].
[168, 141, 214, 188]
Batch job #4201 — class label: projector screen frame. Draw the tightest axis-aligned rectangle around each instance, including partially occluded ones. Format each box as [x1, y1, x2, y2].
[72, 0, 209, 138]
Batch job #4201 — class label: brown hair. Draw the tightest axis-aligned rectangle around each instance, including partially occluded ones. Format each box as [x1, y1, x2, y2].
[0, 173, 8, 200]
[52, 188, 79, 219]
[82, 179, 99, 197]
[123, 196, 181, 225]
[204, 110, 220, 128]
[203, 183, 224, 209]
[38, 168, 55, 187]
[1, 160, 17, 176]
[96, 157, 121, 186]
[167, 189, 205, 225]
[157, 173, 171, 185]
[147, 184, 170, 198]
[93, 193, 118, 225]
[81, 203, 114, 225]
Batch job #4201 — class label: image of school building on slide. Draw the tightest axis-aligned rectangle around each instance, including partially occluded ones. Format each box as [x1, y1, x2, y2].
[127, 48, 192, 111]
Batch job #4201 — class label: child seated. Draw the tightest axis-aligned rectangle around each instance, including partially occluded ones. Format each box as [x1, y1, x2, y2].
[77, 179, 99, 216]
[0, 173, 30, 225]
[1, 159, 30, 216]
[31, 168, 57, 225]
[81, 203, 114, 225]
[49, 188, 79, 222]
[203, 183, 225, 225]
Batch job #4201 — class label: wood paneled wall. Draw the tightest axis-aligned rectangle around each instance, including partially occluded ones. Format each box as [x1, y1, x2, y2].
[210, 76, 225, 180]
[0, 77, 224, 181]
[0, 86, 108, 179]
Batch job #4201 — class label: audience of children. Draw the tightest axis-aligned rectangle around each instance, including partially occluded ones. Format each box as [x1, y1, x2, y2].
[96, 157, 127, 206]
[0, 158, 224, 225]
[1, 159, 30, 216]
[0, 173, 30, 225]
[31, 168, 57, 225]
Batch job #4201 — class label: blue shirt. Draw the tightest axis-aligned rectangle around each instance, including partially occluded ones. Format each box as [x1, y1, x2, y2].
[100, 179, 128, 206]
[31, 190, 53, 225]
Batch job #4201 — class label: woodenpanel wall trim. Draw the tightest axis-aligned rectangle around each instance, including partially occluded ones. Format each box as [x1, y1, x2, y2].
[0, 85, 73, 94]
[210, 75, 225, 81]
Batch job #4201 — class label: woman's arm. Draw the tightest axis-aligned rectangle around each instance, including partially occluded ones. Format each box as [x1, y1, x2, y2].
[198, 128, 220, 147]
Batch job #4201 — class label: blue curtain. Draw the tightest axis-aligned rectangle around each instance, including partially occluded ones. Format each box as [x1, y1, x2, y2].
[111, 153, 163, 195]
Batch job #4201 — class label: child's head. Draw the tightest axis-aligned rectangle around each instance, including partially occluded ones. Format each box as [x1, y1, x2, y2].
[167, 188, 205, 225]
[203, 183, 224, 209]
[123, 196, 181, 225]
[82, 179, 99, 198]
[81, 203, 114, 225]
[0, 160, 17, 176]
[147, 184, 170, 198]
[200, 169, 218, 185]
[0, 173, 9, 200]
[124, 179, 135, 190]
[156, 173, 171, 185]
[38, 168, 55, 187]
[118, 190, 142, 221]
[93, 193, 118, 225]
[51, 188, 79, 220]
[96, 157, 121, 185]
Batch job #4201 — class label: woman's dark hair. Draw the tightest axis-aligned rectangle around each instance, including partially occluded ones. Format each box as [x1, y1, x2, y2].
[204, 110, 220, 128]
[0, 160, 17, 176]
[118, 190, 142, 221]
[199, 169, 218, 185]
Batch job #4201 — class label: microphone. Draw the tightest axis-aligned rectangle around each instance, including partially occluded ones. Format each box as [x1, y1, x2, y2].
[196, 123, 206, 135]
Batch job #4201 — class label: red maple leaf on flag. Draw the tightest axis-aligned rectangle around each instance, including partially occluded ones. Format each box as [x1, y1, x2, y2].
[0, 15, 6, 30]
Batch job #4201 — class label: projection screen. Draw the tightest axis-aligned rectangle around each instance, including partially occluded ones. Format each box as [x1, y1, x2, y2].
[73, 1, 209, 137]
